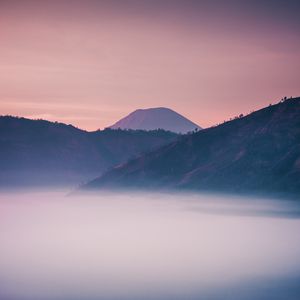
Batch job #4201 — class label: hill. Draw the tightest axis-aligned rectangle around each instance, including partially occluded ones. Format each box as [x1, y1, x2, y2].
[110, 107, 201, 133]
[0, 117, 177, 187]
[84, 97, 300, 198]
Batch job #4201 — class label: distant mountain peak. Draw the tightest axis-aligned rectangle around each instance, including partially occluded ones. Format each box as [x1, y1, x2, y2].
[109, 107, 201, 133]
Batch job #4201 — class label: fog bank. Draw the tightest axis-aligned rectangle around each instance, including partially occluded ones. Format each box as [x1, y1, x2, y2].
[0, 191, 300, 300]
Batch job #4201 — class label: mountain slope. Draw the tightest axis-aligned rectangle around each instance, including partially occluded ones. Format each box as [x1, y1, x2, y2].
[0, 117, 177, 187]
[110, 107, 201, 133]
[85, 97, 300, 198]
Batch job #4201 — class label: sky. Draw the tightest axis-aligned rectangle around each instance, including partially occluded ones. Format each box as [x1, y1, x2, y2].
[0, 0, 299, 130]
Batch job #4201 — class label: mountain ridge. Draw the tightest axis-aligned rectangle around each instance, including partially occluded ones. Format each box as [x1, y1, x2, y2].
[83, 97, 300, 198]
[0, 116, 177, 187]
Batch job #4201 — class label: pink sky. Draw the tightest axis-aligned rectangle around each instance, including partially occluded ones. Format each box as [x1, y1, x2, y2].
[0, 0, 299, 130]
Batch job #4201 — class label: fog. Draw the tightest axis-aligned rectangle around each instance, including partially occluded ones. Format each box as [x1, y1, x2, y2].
[0, 190, 300, 300]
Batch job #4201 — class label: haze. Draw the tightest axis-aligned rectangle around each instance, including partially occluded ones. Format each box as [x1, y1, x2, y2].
[1, 190, 300, 300]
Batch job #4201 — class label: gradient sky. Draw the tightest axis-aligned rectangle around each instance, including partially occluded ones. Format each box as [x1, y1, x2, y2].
[0, 0, 299, 130]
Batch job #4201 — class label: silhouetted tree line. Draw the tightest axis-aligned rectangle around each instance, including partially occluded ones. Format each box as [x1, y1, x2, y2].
[210, 96, 296, 128]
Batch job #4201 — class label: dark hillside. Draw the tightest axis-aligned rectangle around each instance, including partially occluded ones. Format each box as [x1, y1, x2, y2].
[85, 97, 300, 198]
[0, 117, 177, 187]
